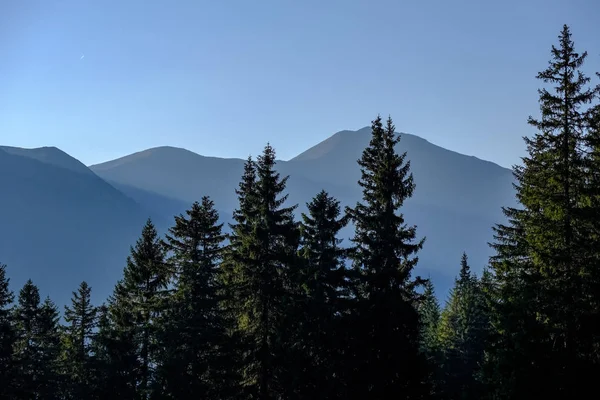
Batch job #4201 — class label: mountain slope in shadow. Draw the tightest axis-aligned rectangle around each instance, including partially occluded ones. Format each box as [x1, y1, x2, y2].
[0, 148, 155, 306]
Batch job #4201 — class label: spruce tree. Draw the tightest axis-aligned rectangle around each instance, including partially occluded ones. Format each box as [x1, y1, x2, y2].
[62, 281, 98, 399]
[485, 25, 600, 398]
[344, 115, 428, 398]
[12, 281, 62, 399]
[36, 297, 63, 399]
[121, 219, 169, 398]
[221, 145, 300, 399]
[0, 263, 15, 398]
[159, 197, 228, 398]
[437, 253, 488, 400]
[417, 279, 441, 397]
[91, 299, 139, 399]
[296, 190, 349, 398]
[12, 280, 42, 398]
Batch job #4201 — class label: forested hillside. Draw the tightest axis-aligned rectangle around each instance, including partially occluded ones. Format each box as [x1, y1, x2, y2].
[0, 24, 599, 399]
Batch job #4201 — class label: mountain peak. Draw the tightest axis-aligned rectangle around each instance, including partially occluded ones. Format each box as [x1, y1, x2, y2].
[0, 145, 93, 176]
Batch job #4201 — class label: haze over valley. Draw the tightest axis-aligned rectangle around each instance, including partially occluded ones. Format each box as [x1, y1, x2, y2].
[0, 127, 514, 306]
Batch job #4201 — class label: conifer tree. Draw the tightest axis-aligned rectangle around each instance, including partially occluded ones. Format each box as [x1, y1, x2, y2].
[36, 297, 63, 399]
[419, 280, 440, 357]
[437, 253, 488, 400]
[159, 197, 228, 398]
[91, 299, 139, 399]
[62, 281, 98, 399]
[221, 145, 300, 399]
[121, 219, 169, 398]
[418, 279, 441, 397]
[12, 280, 42, 398]
[12, 281, 62, 399]
[296, 190, 349, 398]
[485, 25, 600, 398]
[344, 115, 428, 398]
[0, 263, 15, 398]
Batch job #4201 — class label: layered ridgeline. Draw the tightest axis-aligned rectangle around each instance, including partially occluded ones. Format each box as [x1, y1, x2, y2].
[0, 128, 514, 307]
[90, 129, 515, 297]
[0, 146, 157, 307]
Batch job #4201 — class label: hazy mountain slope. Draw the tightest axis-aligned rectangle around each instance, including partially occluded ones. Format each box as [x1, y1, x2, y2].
[0, 145, 95, 176]
[288, 127, 515, 220]
[0, 148, 154, 307]
[105, 180, 192, 221]
[90, 128, 516, 298]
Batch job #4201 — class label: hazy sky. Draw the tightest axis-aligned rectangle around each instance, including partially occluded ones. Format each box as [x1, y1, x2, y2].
[1, 0, 599, 168]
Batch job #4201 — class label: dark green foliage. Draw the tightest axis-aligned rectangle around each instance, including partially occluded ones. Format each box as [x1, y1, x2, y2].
[344, 115, 429, 398]
[417, 279, 441, 396]
[484, 25, 600, 399]
[159, 197, 229, 398]
[92, 299, 139, 399]
[221, 145, 300, 399]
[12, 281, 62, 399]
[0, 263, 15, 399]
[93, 219, 169, 399]
[437, 253, 489, 400]
[62, 281, 97, 399]
[295, 190, 349, 398]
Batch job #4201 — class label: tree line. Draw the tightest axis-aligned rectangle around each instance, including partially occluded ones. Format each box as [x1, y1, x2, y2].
[0, 24, 599, 399]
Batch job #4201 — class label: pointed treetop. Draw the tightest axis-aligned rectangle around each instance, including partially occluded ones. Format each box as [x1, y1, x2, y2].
[459, 252, 471, 283]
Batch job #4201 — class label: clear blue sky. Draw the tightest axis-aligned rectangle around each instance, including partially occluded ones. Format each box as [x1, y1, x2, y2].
[1, 0, 598, 168]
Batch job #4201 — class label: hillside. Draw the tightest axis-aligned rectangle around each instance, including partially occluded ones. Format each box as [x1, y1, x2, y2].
[90, 128, 516, 297]
[0, 147, 155, 306]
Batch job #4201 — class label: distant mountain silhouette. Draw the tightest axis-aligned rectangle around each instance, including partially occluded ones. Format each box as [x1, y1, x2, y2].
[90, 128, 517, 298]
[0, 128, 516, 304]
[0, 147, 157, 306]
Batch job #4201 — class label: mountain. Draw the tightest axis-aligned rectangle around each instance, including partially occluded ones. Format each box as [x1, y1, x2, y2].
[0, 147, 156, 307]
[90, 128, 517, 298]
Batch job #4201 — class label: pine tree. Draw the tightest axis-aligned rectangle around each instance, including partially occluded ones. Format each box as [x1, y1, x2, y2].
[437, 253, 488, 400]
[0, 263, 15, 399]
[121, 219, 169, 398]
[344, 115, 428, 398]
[12, 280, 42, 398]
[417, 279, 441, 397]
[62, 281, 98, 399]
[91, 299, 139, 399]
[296, 190, 349, 398]
[221, 145, 300, 399]
[484, 25, 600, 398]
[12, 281, 62, 399]
[159, 197, 228, 398]
[36, 297, 63, 399]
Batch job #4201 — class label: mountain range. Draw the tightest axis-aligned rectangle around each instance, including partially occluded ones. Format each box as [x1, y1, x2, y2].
[0, 127, 516, 306]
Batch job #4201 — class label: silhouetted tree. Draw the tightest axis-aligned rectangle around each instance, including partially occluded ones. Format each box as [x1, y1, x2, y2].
[344, 115, 429, 398]
[62, 281, 98, 399]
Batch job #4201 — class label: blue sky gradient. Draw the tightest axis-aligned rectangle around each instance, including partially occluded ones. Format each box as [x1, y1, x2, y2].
[1, 0, 598, 167]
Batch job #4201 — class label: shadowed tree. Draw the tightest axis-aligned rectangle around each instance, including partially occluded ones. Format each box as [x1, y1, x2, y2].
[344, 115, 429, 399]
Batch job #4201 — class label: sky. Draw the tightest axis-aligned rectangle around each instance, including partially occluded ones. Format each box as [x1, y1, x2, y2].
[0, 0, 599, 168]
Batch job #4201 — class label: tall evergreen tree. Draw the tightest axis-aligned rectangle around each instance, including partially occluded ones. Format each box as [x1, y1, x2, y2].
[296, 190, 349, 398]
[344, 115, 428, 398]
[91, 298, 139, 399]
[36, 297, 63, 399]
[123, 219, 169, 398]
[62, 281, 98, 399]
[159, 197, 228, 398]
[484, 25, 600, 399]
[0, 263, 15, 399]
[12, 281, 62, 399]
[437, 253, 488, 400]
[221, 145, 300, 399]
[417, 279, 441, 397]
[12, 280, 42, 399]
[93, 220, 169, 399]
